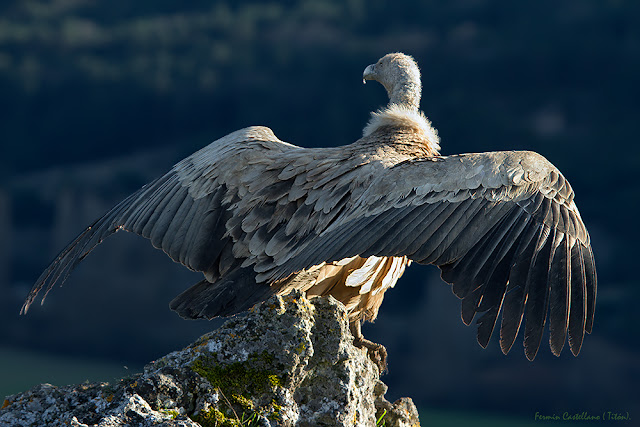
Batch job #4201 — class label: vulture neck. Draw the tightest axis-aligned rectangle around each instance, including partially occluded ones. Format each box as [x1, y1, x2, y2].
[362, 104, 441, 156]
[388, 80, 421, 111]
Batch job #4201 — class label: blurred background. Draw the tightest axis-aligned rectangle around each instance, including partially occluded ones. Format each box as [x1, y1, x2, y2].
[1, 0, 638, 425]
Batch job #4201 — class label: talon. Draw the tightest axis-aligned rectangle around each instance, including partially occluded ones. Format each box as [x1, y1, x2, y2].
[350, 320, 388, 373]
[357, 337, 388, 373]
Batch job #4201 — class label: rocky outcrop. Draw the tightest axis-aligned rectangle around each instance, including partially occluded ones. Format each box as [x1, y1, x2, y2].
[1, 291, 420, 426]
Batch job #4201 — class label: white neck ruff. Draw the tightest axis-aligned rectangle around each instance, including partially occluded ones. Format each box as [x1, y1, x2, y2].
[363, 104, 440, 153]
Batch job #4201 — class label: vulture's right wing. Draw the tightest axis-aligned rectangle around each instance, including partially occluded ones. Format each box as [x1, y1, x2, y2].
[262, 150, 596, 361]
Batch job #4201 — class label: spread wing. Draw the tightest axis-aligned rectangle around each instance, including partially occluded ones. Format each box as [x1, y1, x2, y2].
[256, 150, 596, 360]
[23, 125, 595, 361]
[22, 126, 303, 315]
[22, 125, 373, 318]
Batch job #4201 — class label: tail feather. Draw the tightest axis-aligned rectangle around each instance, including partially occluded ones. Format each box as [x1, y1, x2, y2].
[169, 268, 275, 320]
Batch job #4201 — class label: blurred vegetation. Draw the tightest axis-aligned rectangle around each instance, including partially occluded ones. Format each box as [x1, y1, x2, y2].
[1, 0, 639, 418]
[1, 0, 638, 178]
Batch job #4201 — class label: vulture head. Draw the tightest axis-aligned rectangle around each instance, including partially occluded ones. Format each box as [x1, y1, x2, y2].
[361, 53, 438, 151]
[363, 52, 421, 110]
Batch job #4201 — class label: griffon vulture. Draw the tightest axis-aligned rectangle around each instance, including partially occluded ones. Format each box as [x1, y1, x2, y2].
[22, 53, 597, 368]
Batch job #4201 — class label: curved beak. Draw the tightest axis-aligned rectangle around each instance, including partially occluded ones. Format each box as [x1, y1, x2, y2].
[362, 64, 376, 84]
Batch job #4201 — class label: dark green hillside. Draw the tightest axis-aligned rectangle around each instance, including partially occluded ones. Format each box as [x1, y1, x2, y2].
[1, 0, 638, 420]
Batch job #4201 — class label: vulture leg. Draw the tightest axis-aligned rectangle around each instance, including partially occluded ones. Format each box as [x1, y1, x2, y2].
[350, 320, 388, 373]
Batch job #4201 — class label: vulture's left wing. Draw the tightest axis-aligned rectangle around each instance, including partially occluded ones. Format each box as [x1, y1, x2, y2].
[260, 150, 596, 360]
[21, 126, 302, 316]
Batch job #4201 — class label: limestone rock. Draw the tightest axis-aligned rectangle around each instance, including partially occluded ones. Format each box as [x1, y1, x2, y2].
[1, 291, 420, 426]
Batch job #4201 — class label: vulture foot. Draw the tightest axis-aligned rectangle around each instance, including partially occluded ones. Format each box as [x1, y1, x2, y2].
[350, 321, 388, 373]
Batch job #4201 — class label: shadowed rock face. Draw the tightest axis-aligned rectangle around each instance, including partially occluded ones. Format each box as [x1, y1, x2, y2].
[1, 291, 420, 427]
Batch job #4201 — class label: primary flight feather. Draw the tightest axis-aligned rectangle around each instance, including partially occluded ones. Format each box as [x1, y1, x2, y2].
[22, 53, 596, 367]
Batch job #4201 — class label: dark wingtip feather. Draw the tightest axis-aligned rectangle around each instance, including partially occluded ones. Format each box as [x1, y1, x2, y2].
[499, 222, 541, 355]
[583, 245, 597, 334]
[525, 347, 537, 361]
[20, 178, 165, 314]
[499, 285, 524, 356]
[548, 234, 570, 356]
[461, 287, 483, 325]
[523, 226, 554, 362]
[20, 222, 101, 315]
[477, 306, 500, 348]
[567, 241, 587, 356]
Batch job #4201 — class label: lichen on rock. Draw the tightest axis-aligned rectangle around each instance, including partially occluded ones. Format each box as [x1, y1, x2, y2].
[1, 291, 420, 426]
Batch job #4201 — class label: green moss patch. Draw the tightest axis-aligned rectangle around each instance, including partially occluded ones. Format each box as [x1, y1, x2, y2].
[189, 351, 283, 424]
